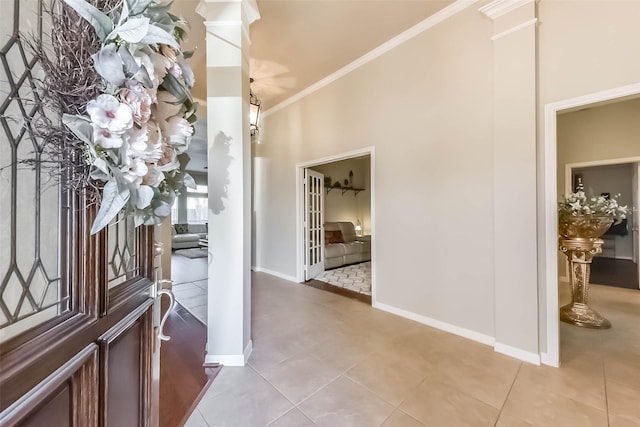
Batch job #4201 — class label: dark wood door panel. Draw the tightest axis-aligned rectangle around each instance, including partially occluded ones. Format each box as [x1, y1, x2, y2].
[0, 344, 98, 427]
[99, 300, 154, 427]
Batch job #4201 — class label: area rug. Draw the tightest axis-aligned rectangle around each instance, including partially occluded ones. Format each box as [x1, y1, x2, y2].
[174, 248, 208, 259]
[314, 261, 371, 295]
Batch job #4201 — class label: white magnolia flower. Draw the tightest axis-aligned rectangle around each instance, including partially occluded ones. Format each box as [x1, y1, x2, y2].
[124, 125, 163, 163]
[92, 124, 123, 149]
[86, 94, 133, 134]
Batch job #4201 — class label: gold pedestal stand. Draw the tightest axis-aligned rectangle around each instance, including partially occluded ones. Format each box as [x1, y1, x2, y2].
[559, 237, 611, 329]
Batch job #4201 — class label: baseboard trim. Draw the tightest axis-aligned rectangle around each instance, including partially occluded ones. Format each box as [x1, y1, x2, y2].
[540, 351, 559, 367]
[494, 342, 540, 365]
[372, 301, 495, 347]
[205, 340, 252, 366]
[252, 266, 298, 283]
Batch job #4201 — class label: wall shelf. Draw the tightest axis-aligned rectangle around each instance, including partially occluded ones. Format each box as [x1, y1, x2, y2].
[326, 186, 365, 196]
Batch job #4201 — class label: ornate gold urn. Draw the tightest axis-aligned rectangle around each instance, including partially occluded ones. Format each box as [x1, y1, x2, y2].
[558, 213, 613, 329]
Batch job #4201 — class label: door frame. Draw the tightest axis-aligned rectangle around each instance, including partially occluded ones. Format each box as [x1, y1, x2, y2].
[295, 147, 376, 300]
[542, 82, 640, 367]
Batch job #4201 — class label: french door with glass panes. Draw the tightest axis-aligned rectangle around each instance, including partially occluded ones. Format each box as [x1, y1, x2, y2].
[0, 1, 161, 425]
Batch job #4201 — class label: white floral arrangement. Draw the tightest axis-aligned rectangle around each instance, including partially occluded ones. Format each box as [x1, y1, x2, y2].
[558, 190, 628, 223]
[60, 0, 198, 233]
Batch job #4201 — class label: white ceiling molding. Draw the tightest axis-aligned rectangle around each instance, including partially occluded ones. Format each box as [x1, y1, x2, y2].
[263, 0, 480, 118]
[479, 0, 534, 20]
[491, 17, 537, 41]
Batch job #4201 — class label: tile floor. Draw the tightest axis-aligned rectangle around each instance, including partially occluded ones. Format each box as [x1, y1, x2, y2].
[315, 262, 372, 296]
[177, 264, 640, 427]
[171, 254, 208, 324]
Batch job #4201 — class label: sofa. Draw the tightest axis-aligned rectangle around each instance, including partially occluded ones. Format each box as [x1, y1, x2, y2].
[324, 221, 371, 269]
[171, 223, 208, 249]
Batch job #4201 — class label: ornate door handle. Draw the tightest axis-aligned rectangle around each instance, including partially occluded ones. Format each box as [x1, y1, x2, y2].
[156, 279, 175, 341]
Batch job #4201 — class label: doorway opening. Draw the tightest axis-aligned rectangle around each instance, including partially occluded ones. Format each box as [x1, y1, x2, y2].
[567, 161, 640, 291]
[296, 148, 375, 303]
[543, 85, 640, 367]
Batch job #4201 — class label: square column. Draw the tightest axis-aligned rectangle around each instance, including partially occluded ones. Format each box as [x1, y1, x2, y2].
[197, 0, 259, 366]
[480, 0, 540, 364]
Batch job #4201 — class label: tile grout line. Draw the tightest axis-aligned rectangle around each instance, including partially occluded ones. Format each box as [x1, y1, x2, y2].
[602, 359, 610, 427]
[493, 362, 523, 427]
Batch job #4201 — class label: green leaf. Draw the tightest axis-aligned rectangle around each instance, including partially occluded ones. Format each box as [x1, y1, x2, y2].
[63, 0, 113, 42]
[183, 173, 197, 190]
[92, 44, 126, 86]
[161, 72, 191, 103]
[91, 180, 130, 234]
[127, 0, 153, 16]
[108, 17, 150, 43]
[62, 114, 94, 145]
[136, 185, 154, 209]
[140, 24, 180, 49]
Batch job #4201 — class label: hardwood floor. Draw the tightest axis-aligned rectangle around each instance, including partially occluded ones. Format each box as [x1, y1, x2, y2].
[160, 301, 221, 427]
[304, 279, 372, 304]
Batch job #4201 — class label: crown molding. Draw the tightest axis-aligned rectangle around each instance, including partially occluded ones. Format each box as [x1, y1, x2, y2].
[264, 0, 479, 117]
[479, 0, 533, 20]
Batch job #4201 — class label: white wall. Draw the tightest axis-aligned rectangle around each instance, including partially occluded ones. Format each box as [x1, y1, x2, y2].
[310, 157, 371, 233]
[253, 0, 640, 362]
[537, 0, 640, 356]
[255, 3, 496, 338]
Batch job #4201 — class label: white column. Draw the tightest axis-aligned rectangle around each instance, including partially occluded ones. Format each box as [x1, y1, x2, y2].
[197, 0, 259, 366]
[480, 0, 540, 364]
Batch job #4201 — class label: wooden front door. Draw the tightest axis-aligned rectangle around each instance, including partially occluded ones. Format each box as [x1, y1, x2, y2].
[0, 1, 159, 425]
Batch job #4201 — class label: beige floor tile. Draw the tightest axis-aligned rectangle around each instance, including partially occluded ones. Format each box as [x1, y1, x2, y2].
[198, 367, 293, 426]
[183, 409, 209, 427]
[380, 410, 426, 427]
[516, 359, 606, 411]
[494, 413, 536, 427]
[500, 378, 608, 427]
[604, 355, 640, 392]
[399, 378, 499, 427]
[606, 379, 640, 423]
[420, 352, 521, 410]
[268, 408, 316, 427]
[307, 333, 372, 373]
[345, 352, 428, 406]
[610, 414, 640, 427]
[298, 376, 394, 427]
[261, 353, 341, 403]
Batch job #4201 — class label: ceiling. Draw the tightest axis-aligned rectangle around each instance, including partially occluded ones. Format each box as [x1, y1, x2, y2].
[173, 0, 454, 172]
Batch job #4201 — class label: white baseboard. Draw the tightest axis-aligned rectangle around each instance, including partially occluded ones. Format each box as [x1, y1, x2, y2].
[252, 266, 298, 283]
[540, 351, 559, 367]
[494, 342, 540, 365]
[372, 301, 495, 347]
[205, 340, 253, 366]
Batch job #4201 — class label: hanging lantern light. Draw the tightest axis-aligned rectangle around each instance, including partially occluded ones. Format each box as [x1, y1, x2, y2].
[249, 78, 261, 135]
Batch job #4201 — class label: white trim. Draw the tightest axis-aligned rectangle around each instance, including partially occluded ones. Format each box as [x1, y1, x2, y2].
[494, 342, 541, 365]
[491, 18, 537, 41]
[540, 351, 556, 367]
[543, 82, 640, 368]
[373, 302, 495, 347]
[479, 0, 533, 20]
[295, 147, 376, 301]
[263, 0, 479, 118]
[204, 340, 252, 366]
[566, 157, 640, 171]
[243, 339, 253, 362]
[252, 266, 297, 283]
